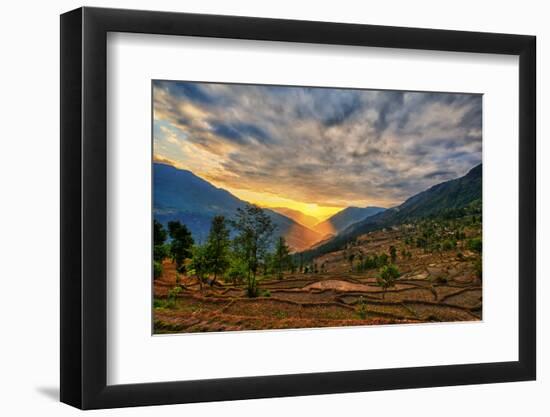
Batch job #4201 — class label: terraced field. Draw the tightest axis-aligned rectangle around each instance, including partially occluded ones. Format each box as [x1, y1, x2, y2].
[154, 227, 482, 333]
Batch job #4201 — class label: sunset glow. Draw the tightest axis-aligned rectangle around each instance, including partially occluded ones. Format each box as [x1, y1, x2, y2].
[153, 80, 482, 218]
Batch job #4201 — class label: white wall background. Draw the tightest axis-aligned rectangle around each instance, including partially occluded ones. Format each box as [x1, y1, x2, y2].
[0, 0, 546, 415]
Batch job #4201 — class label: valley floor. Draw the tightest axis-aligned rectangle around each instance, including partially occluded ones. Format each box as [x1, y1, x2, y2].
[153, 229, 482, 333]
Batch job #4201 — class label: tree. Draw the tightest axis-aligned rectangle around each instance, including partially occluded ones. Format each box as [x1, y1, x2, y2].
[274, 237, 291, 280]
[167, 221, 194, 271]
[231, 204, 275, 297]
[348, 253, 355, 271]
[226, 253, 247, 285]
[389, 245, 397, 263]
[204, 216, 230, 285]
[189, 244, 208, 291]
[377, 253, 389, 267]
[153, 220, 168, 279]
[377, 264, 400, 299]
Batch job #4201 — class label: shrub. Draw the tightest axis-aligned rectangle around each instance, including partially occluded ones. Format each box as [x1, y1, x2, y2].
[442, 240, 454, 251]
[467, 238, 482, 253]
[153, 261, 163, 279]
[166, 286, 182, 308]
[377, 253, 389, 267]
[389, 246, 397, 263]
[474, 258, 482, 280]
[357, 296, 368, 319]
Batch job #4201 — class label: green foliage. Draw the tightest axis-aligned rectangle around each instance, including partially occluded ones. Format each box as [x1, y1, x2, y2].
[188, 244, 209, 290]
[231, 204, 276, 297]
[204, 216, 231, 284]
[357, 296, 368, 319]
[274, 236, 291, 280]
[389, 245, 397, 263]
[153, 220, 168, 277]
[168, 220, 194, 271]
[377, 253, 389, 267]
[154, 219, 167, 246]
[348, 253, 355, 271]
[166, 286, 182, 308]
[226, 255, 247, 284]
[474, 258, 482, 280]
[153, 261, 163, 279]
[467, 237, 482, 253]
[377, 264, 400, 297]
[442, 239, 456, 251]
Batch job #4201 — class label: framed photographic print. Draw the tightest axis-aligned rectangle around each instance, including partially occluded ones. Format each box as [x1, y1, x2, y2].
[60, 7, 536, 409]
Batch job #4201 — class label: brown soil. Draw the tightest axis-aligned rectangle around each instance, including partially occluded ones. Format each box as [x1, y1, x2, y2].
[154, 225, 482, 333]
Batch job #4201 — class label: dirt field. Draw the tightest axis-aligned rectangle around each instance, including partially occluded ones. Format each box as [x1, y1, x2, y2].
[153, 226, 482, 333]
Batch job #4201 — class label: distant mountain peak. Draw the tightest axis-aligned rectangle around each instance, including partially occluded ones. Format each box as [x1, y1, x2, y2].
[314, 206, 386, 236]
[302, 163, 482, 258]
[153, 163, 323, 251]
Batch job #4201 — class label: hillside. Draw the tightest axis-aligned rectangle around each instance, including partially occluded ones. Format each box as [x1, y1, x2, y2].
[302, 164, 482, 258]
[269, 207, 320, 229]
[153, 163, 322, 251]
[314, 206, 385, 236]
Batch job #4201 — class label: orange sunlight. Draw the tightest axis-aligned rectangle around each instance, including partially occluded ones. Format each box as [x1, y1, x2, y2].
[222, 186, 344, 222]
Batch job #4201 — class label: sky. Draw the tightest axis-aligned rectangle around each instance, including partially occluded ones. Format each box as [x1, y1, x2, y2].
[153, 80, 482, 221]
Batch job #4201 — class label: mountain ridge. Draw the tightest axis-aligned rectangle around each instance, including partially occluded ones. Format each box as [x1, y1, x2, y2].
[314, 206, 386, 236]
[153, 163, 323, 251]
[300, 164, 482, 258]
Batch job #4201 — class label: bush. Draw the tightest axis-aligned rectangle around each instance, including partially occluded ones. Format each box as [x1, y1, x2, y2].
[442, 240, 454, 251]
[357, 296, 368, 319]
[377, 253, 389, 267]
[467, 238, 482, 253]
[153, 261, 163, 279]
[166, 286, 182, 308]
[474, 258, 482, 280]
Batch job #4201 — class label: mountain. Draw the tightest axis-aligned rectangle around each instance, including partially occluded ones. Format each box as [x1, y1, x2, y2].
[302, 164, 482, 258]
[153, 163, 322, 251]
[269, 207, 320, 229]
[314, 206, 386, 236]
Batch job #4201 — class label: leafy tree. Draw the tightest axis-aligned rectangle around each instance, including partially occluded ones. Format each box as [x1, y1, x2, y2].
[377, 253, 389, 268]
[274, 236, 291, 280]
[377, 264, 400, 299]
[167, 221, 194, 271]
[231, 204, 275, 297]
[389, 245, 397, 263]
[153, 220, 168, 279]
[226, 254, 247, 285]
[153, 261, 163, 279]
[188, 244, 208, 290]
[205, 216, 230, 285]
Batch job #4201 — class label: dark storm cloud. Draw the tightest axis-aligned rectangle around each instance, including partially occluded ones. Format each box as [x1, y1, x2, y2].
[153, 81, 482, 207]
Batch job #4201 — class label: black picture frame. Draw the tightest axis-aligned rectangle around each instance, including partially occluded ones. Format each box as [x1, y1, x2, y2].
[60, 6, 536, 410]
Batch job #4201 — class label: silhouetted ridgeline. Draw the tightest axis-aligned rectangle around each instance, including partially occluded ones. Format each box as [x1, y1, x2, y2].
[300, 164, 482, 260]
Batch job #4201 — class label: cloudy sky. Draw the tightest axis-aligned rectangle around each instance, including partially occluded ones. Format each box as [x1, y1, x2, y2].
[153, 80, 482, 221]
